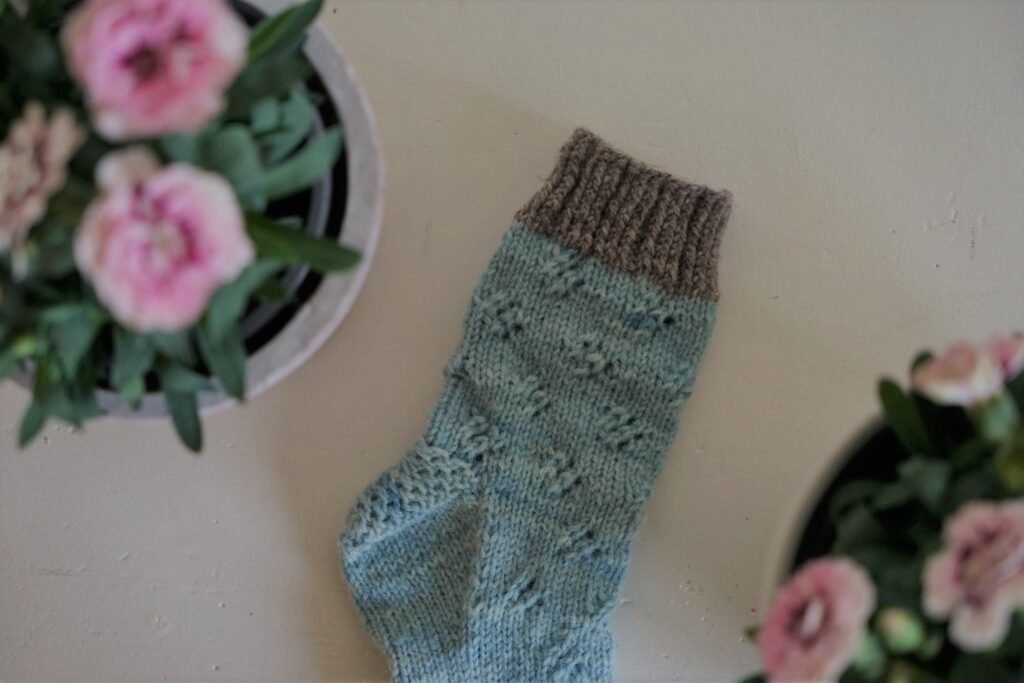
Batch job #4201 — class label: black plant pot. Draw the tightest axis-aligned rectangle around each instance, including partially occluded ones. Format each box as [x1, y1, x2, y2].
[788, 423, 905, 571]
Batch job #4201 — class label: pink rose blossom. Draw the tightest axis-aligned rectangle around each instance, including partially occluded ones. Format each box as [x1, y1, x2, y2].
[912, 342, 1002, 406]
[0, 103, 82, 252]
[988, 334, 1024, 381]
[923, 500, 1024, 652]
[758, 558, 875, 682]
[62, 0, 247, 140]
[75, 148, 253, 332]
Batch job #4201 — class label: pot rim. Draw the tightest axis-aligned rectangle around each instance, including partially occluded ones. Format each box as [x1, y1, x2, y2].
[759, 417, 885, 612]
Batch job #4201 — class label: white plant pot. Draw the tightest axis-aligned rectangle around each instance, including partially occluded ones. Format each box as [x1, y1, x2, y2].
[15, 5, 384, 419]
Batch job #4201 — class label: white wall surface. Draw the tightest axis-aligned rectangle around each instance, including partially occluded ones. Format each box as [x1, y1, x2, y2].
[3, 1, 1024, 680]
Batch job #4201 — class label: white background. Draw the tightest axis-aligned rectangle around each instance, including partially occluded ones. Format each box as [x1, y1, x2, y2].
[3, 1, 1024, 680]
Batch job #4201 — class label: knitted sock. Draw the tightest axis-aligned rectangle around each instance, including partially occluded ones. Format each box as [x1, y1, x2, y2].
[340, 129, 731, 682]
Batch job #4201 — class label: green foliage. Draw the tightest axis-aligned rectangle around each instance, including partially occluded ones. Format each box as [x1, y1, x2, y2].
[203, 124, 266, 208]
[995, 439, 1024, 492]
[246, 212, 360, 273]
[261, 89, 316, 163]
[205, 261, 282, 343]
[976, 391, 1022, 444]
[896, 458, 949, 512]
[18, 398, 47, 447]
[161, 376, 202, 454]
[158, 362, 213, 394]
[259, 126, 343, 201]
[42, 303, 105, 376]
[248, 0, 324, 61]
[112, 328, 155, 408]
[744, 351, 1024, 683]
[158, 133, 202, 165]
[149, 331, 195, 366]
[196, 326, 247, 401]
[876, 608, 925, 654]
[851, 632, 886, 678]
[226, 50, 312, 119]
[879, 379, 932, 455]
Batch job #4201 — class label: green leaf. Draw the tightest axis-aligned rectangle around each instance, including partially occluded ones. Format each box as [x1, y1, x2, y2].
[828, 479, 881, 521]
[996, 439, 1024, 493]
[46, 382, 103, 426]
[850, 632, 886, 678]
[258, 126, 342, 201]
[205, 260, 282, 342]
[40, 302, 92, 324]
[159, 133, 202, 164]
[158, 362, 213, 394]
[947, 466, 1003, 510]
[898, 458, 950, 511]
[163, 389, 202, 453]
[9, 334, 43, 357]
[46, 304, 102, 377]
[992, 613, 1024, 658]
[872, 482, 914, 511]
[250, 98, 281, 134]
[45, 176, 94, 226]
[910, 350, 934, 373]
[149, 331, 195, 365]
[26, 0, 76, 27]
[18, 399, 47, 448]
[888, 660, 946, 683]
[260, 88, 315, 164]
[248, 0, 323, 61]
[4, 21, 63, 95]
[226, 52, 312, 118]
[246, 212, 360, 273]
[879, 379, 932, 455]
[976, 391, 1020, 443]
[111, 328, 155, 389]
[876, 608, 925, 654]
[949, 437, 992, 471]
[196, 326, 247, 400]
[0, 351, 16, 380]
[119, 375, 145, 409]
[833, 504, 885, 554]
[253, 276, 291, 303]
[202, 125, 266, 208]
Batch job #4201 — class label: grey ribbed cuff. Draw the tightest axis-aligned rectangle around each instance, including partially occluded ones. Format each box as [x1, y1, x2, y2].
[515, 128, 731, 300]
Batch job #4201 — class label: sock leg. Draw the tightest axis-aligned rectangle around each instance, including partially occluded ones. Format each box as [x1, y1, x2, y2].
[462, 130, 731, 681]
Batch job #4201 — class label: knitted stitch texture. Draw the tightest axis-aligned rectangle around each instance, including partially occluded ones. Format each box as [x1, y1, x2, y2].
[340, 128, 731, 682]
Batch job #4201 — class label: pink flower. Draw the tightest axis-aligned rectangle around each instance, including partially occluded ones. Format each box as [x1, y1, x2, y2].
[923, 500, 1024, 651]
[75, 148, 253, 331]
[62, 0, 247, 140]
[912, 342, 1002, 406]
[758, 558, 875, 682]
[988, 334, 1024, 381]
[0, 103, 82, 252]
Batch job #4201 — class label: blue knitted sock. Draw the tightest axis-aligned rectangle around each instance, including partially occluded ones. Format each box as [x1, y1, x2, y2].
[340, 129, 731, 682]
